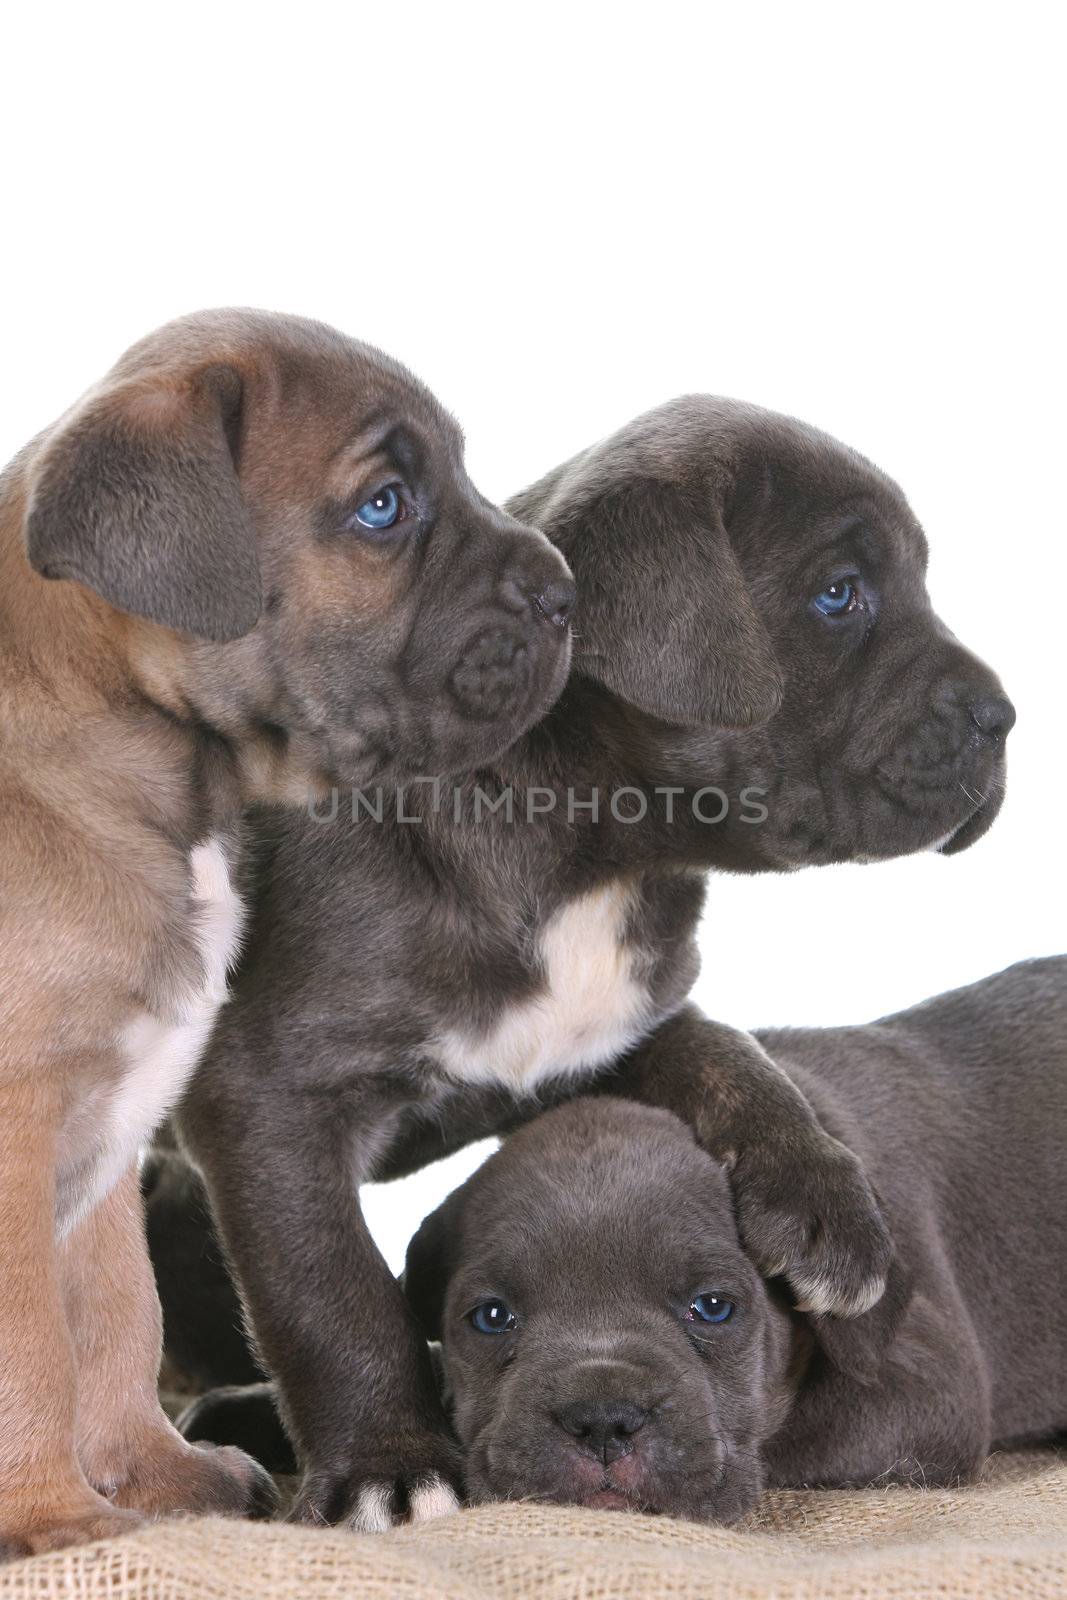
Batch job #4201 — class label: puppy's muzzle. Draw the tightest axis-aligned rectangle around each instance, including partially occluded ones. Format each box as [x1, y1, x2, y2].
[449, 565, 575, 721]
[477, 1352, 713, 1513]
[936, 681, 1015, 801]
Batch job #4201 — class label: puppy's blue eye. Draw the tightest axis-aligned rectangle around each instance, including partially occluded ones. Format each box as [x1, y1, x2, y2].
[352, 486, 402, 530]
[688, 1294, 734, 1324]
[813, 579, 857, 616]
[469, 1299, 517, 1335]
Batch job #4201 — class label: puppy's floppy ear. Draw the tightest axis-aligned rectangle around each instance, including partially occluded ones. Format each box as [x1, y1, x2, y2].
[514, 474, 782, 729]
[25, 362, 262, 642]
[401, 1189, 466, 1343]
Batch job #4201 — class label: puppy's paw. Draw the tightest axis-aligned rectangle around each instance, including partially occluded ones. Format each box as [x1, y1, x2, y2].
[0, 1502, 144, 1561]
[291, 1434, 464, 1532]
[108, 1434, 278, 1520]
[731, 1132, 893, 1317]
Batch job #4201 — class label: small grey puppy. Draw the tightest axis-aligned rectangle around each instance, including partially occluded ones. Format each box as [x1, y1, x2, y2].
[399, 957, 1067, 1523]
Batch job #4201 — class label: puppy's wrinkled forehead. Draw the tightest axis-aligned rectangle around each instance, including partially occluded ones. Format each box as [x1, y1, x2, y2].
[449, 1101, 747, 1305]
[731, 416, 930, 575]
[115, 307, 467, 491]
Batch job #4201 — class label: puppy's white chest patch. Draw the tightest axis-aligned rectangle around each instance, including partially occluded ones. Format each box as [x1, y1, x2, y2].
[432, 883, 652, 1093]
[60, 839, 244, 1238]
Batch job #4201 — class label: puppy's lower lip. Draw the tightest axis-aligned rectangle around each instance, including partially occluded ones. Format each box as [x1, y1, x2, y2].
[583, 1489, 632, 1511]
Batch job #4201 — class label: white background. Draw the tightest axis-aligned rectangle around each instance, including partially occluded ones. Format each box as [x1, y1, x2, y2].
[3, 4, 1062, 1272]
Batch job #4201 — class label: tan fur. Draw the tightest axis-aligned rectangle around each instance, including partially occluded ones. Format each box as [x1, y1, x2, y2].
[0, 1077, 140, 1556]
[0, 309, 554, 1554]
[0, 481, 262, 1547]
[63, 1166, 270, 1517]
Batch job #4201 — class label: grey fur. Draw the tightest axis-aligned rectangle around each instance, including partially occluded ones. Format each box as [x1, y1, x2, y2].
[400, 958, 1067, 1521]
[162, 397, 1015, 1525]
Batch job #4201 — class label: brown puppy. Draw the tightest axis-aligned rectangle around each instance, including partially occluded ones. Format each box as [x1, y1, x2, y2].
[0, 309, 573, 1557]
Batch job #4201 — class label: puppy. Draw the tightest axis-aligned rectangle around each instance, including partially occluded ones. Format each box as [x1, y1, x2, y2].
[0, 309, 572, 1557]
[168, 397, 1014, 1529]
[399, 958, 1067, 1522]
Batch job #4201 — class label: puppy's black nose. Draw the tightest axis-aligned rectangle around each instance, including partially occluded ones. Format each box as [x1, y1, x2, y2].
[499, 573, 576, 629]
[533, 579, 576, 629]
[970, 693, 1016, 740]
[553, 1398, 648, 1464]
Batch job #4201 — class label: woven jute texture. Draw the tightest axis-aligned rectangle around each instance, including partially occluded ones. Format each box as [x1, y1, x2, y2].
[2, 1450, 1064, 1600]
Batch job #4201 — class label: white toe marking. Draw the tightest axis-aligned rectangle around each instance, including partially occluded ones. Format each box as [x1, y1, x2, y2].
[794, 1273, 887, 1318]
[847, 1274, 890, 1317]
[410, 1475, 460, 1524]
[349, 1483, 394, 1533]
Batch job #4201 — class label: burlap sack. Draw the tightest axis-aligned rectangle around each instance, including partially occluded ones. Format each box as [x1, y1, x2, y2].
[2, 1450, 1064, 1600]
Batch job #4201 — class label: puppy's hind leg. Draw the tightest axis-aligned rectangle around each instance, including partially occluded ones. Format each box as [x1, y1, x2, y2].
[64, 1164, 277, 1521]
[763, 1290, 991, 1491]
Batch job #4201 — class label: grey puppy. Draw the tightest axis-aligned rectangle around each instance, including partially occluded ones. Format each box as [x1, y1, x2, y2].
[167, 398, 1014, 1528]
[400, 958, 1067, 1523]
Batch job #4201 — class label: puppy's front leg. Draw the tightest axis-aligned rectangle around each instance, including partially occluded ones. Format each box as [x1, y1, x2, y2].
[62, 1163, 276, 1520]
[0, 1083, 141, 1559]
[179, 1088, 463, 1532]
[601, 1006, 893, 1318]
